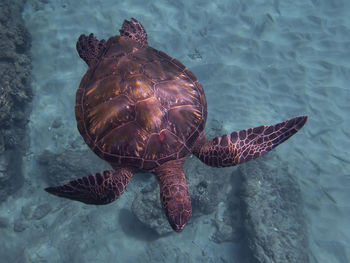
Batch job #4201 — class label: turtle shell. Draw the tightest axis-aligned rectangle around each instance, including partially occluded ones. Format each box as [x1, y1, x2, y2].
[75, 36, 207, 170]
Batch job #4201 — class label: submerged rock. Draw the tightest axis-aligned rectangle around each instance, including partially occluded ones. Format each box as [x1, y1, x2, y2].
[0, 216, 10, 228]
[131, 156, 236, 236]
[0, 0, 32, 202]
[240, 156, 309, 263]
[13, 219, 27, 232]
[24, 243, 61, 263]
[131, 183, 173, 236]
[211, 196, 243, 243]
[32, 203, 52, 220]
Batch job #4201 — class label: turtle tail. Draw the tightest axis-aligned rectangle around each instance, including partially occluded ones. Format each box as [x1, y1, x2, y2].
[119, 18, 148, 46]
[76, 33, 106, 67]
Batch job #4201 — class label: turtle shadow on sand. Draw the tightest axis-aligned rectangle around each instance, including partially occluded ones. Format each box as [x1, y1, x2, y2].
[118, 208, 160, 241]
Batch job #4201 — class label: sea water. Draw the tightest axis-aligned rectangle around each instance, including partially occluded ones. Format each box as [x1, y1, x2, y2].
[0, 0, 349, 262]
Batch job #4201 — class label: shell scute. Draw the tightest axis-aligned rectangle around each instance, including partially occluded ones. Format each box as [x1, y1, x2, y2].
[124, 75, 154, 101]
[84, 76, 125, 109]
[155, 79, 198, 106]
[116, 56, 144, 78]
[86, 95, 135, 141]
[167, 105, 202, 141]
[135, 96, 165, 133]
[101, 122, 148, 158]
[144, 130, 183, 160]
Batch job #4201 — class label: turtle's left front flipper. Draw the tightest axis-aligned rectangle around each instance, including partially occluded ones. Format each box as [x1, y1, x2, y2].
[45, 168, 133, 205]
[194, 116, 307, 167]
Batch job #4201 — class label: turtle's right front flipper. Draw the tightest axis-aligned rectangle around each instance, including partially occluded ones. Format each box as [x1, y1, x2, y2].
[194, 116, 307, 167]
[45, 168, 133, 205]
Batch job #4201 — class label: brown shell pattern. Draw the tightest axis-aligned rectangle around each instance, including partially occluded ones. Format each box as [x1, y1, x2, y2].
[75, 36, 207, 170]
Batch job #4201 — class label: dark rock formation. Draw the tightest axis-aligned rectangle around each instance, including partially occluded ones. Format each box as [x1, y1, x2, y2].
[0, 0, 32, 202]
[132, 182, 173, 235]
[131, 156, 236, 236]
[240, 155, 309, 263]
[211, 185, 244, 243]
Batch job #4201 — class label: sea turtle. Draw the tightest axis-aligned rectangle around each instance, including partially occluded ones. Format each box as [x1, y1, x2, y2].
[45, 18, 307, 232]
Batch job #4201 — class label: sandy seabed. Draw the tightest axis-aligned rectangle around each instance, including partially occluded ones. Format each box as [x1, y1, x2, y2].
[0, 0, 349, 262]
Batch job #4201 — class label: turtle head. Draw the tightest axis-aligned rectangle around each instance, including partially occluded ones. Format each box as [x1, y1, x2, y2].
[156, 159, 192, 232]
[170, 221, 186, 232]
[163, 191, 192, 232]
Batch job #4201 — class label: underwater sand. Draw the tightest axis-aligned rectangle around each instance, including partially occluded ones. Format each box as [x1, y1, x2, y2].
[1, 0, 348, 262]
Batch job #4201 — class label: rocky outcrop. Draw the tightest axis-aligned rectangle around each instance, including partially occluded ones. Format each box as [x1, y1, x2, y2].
[132, 182, 173, 235]
[240, 156, 309, 263]
[0, 0, 32, 202]
[211, 192, 243, 243]
[131, 156, 237, 236]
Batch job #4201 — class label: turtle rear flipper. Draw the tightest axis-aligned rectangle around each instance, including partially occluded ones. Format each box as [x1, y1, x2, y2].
[45, 168, 133, 205]
[76, 33, 106, 67]
[194, 116, 308, 167]
[119, 18, 148, 46]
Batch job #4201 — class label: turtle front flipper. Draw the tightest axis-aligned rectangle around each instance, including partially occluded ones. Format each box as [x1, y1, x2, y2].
[194, 116, 308, 167]
[154, 159, 192, 232]
[45, 168, 133, 205]
[119, 18, 148, 46]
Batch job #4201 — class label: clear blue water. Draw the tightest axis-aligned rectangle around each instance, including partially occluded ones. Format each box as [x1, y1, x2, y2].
[0, 0, 349, 262]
